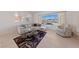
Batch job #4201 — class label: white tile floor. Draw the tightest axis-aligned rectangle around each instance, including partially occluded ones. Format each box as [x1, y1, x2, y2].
[38, 30, 79, 48]
[0, 33, 18, 48]
[0, 29, 79, 48]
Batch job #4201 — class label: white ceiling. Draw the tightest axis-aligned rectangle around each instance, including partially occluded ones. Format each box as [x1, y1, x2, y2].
[28, 11, 41, 14]
[28, 11, 58, 14]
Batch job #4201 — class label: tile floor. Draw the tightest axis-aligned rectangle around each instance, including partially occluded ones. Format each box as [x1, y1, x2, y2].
[0, 29, 79, 48]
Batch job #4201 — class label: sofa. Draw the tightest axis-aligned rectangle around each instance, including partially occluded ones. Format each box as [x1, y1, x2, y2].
[56, 24, 73, 38]
[17, 23, 43, 34]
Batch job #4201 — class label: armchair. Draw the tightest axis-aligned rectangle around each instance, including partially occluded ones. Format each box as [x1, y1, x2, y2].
[56, 25, 73, 38]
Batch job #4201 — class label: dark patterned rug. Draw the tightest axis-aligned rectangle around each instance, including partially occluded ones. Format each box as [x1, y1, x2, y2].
[13, 30, 46, 48]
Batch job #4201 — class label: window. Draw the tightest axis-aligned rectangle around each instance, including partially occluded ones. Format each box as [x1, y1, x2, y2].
[40, 13, 59, 24]
[41, 13, 58, 20]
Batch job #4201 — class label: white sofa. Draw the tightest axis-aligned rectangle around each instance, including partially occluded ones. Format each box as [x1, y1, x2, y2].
[56, 25, 73, 38]
[17, 24, 31, 34]
[17, 24, 43, 34]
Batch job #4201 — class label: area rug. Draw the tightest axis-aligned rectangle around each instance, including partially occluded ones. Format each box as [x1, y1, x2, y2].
[13, 30, 46, 48]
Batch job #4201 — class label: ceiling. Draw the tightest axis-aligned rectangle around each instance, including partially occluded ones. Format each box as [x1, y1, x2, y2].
[28, 11, 58, 14]
[28, 11, 41, 14]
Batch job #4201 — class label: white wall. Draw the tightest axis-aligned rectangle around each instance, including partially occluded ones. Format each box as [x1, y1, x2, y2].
[66, 11, 79, 36]
[0, 11, 32, 35]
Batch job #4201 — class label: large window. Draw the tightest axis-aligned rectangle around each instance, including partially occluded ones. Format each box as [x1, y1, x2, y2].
[39, 12, 65, 25]
[42, 13, 58, 20]
[40, 13, 59, 24]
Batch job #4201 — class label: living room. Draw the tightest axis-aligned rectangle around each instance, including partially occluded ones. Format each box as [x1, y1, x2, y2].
[0, 11, 79, 48]
[1, 0, 79, 59]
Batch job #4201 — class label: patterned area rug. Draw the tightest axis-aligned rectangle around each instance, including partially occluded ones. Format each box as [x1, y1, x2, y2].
[13, 30, 46, 48]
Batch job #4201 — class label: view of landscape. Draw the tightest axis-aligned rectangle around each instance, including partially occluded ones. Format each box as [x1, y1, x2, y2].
[41, 13, 58, 24]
